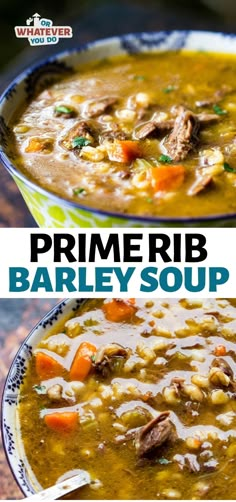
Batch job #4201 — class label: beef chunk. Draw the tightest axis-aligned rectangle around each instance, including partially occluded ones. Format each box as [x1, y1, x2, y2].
[135, 120, 174, 139]
[135, 411, 175, 458]
[95, 343, 129, 377]
[165, 107, 200, 161]
[86, 97, 117, 118]
[197, 113, 220, 125]
[60, 120, 96, 150]
[188, 174, 213, 196]
[101, 127, 127, 142]
[135, 121, 157, 139]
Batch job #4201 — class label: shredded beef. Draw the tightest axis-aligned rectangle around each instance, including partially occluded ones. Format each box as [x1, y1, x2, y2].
[165, 107, 200, 161]
[60, 120, 96, 150]
[86, 97, 117, 118]
[135, 411, 175, 458]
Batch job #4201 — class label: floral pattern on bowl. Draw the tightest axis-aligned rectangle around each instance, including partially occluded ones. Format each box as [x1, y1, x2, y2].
[1, 298, 85, 496]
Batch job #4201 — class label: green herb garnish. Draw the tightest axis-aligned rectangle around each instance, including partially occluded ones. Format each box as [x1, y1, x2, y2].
[163, 85, 176, 94]
[158, 154, 173, 164]
[213, 104, 227, 115]
[91, 355, 96, 363]
[72, 136, 92, 149]
[146, 197, 153, 203]
[133, 75, 146, 81]
[223, 162, 236, 173]
[54, 105, 74, 114]
[73, 187, 86, 196]
[159, 458, 171, 465]
[33, 384, 47, 395]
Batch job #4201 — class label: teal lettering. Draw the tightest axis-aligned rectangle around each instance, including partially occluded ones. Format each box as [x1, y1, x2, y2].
[114, 267, 135, 292]
[31, 267, 53, 292]
[140, 267, 158, 292]
[95, 268, 113, 292]
[55, 268, 76, 292]
[9, 267, 30, 292]
[209, 267, 229, 292]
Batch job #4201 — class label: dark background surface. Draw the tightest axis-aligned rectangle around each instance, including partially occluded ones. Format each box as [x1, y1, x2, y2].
[0, 0, 236, 498]
[0, 0, 236, 228]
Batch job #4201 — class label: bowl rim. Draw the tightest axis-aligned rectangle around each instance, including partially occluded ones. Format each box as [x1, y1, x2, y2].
[1, 297, 83, 497]
[1, 29, 236, 225]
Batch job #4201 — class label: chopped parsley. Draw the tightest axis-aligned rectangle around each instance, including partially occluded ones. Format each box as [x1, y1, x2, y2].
[133, 75, 146, 81]
[146, 197, 153, 203]
[212, 104, 227, 115]
[73, 187, 87, 196]
[158, 154, 173, 164]
[54, 105, 74, 114]
[33, 384, 47, 395]
[159, 458, 171, 465]
[72, 136, 91, 149]
[163, 85, 176, 94]
[223, 162, 236, 173]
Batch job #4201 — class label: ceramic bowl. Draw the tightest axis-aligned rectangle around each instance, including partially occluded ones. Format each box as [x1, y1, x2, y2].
[1, 31, 236, 227]
[1, 298, 85, 496]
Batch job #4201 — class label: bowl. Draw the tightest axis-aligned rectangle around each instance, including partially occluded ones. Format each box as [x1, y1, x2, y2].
[1, 30, 236, 228]
[1, 298, 85, 496]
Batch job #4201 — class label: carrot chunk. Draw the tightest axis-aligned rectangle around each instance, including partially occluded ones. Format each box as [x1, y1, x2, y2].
[25, 137, 52, 153]
[214, 345, 226, 356]
[148, 164, 185, 192]
[70, 341, 97, 381]
[102, 299, 136, 322]
[35, 352, 64, 380]
[44, 412, 78, 433]
[106, 140, 141, 163]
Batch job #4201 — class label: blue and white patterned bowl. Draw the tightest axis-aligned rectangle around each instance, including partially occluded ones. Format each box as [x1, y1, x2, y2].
[1, 31, 236, 227]
[1, 298, 86, 496]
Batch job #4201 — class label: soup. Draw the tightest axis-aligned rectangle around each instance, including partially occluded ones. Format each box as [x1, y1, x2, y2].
[19, 298, 236, 499]
[8, 51, 236, 219]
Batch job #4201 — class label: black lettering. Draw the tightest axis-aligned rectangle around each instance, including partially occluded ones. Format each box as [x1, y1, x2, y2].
[78, 234, 86, 262]
[149, 234, 171, 262]
[89, 234, 120, 261]
[185, 234, 207, 262]
[123, 234, 143, 262]
[30, 233, 52, 262]
[54, 234, 76, 262]
[173, 234, 181, 262]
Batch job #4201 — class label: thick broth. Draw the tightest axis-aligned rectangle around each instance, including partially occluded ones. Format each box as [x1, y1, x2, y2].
[10, 51, 236, 218]
[19, 298, 236, 499]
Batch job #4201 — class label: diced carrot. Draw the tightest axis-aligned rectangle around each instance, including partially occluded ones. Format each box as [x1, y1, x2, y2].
[106, 140, 141, 163]
[70, 341, 97, 381]
[25, 137, 52, 153]
[214, 345, 226, 356]
[35, 352, 64, 380]
[44, 411, 78, 433]
[148, 164, 185, 192]
[102, 299, 136, 322]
